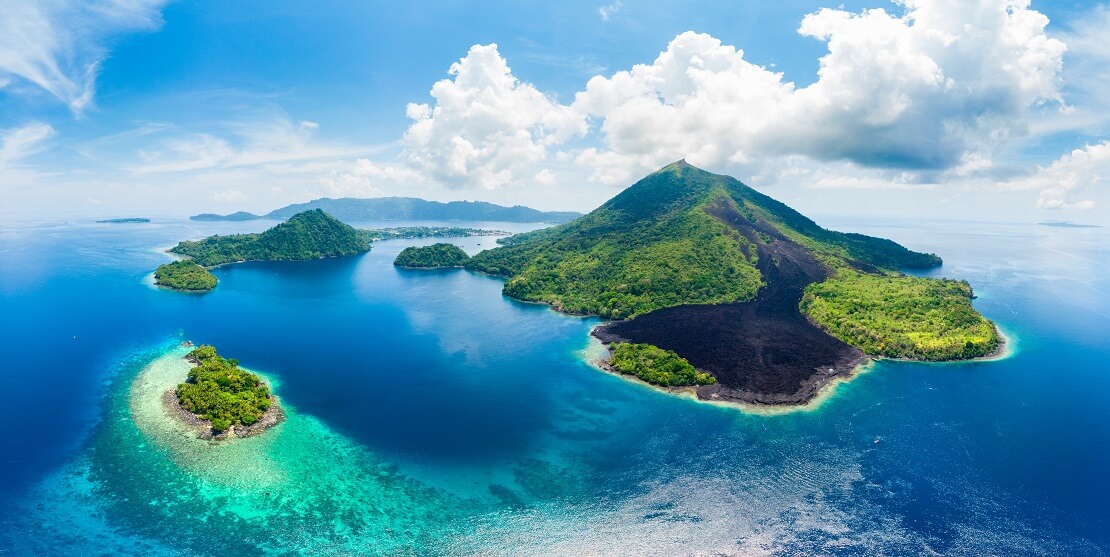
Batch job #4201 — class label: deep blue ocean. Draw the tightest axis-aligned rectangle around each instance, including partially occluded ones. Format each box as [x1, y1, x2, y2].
[0, 216, 1107, 555]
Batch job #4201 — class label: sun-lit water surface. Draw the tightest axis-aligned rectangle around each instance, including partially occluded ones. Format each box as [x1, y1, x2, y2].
[1, 217, 1107, 555]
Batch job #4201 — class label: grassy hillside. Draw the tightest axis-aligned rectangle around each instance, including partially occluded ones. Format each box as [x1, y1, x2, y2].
[394, 243, 470, 268]
[801, 270, 999, 360]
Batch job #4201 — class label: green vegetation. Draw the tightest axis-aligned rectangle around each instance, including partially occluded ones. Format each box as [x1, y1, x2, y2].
[190, 211, 260, 222]
[170, 209, 371, 267]
[176, 345, 272, 432]
[466, 161, 938, 319]
[466, 161, 998, 364]
[800, 270, 999, 360]
[366, 226, 508, 241]
[608, 343, 716, 387]
[154, 260, 217, 291]
[394, 243, 471, 268]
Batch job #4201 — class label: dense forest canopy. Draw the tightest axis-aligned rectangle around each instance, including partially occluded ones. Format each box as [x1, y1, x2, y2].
[154, 260, 217, 291]
[608, 343, 716, 387]
[176, 345, 272, 432]
[394, 243, 471, 268]
[800, 270, 999, 360]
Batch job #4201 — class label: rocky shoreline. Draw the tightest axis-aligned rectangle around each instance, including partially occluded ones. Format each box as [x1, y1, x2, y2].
[162, 377, 284, 440]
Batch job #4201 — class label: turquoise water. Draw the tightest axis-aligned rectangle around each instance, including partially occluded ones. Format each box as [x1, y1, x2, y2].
[0, 217, 1107, 555]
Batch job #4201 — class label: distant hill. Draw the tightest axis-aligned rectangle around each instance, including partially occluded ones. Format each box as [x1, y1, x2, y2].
[170, 209, 371, 267]
[189, 197, 580, 224]
[190, 211, 261, 221]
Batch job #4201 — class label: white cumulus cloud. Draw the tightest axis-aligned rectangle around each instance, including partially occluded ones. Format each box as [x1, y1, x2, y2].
[1008, 142, 1107, 210]
[318, 158, 423, 197]
[402, 43, 585, 190]
[571, 0, 1066, 182]
[400, 0, 1068, 202]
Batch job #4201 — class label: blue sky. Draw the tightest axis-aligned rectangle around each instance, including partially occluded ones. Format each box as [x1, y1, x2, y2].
[1, 0, 1107, 223]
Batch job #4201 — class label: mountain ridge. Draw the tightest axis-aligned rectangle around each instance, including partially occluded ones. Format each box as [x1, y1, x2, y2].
[190, 197, 581, 224]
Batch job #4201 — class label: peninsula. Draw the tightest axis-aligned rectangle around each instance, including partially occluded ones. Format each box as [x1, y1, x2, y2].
[190, 197, 580, 224]
[168, 344, 283, 439]
[467, 161, 1000, 406]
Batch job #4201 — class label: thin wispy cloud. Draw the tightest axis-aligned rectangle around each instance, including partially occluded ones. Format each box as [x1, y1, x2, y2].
[598, 1, 623, 22]
[0, 123, 56, 165]
[129, 117, 384, 175]
[0, 0, 167, 115]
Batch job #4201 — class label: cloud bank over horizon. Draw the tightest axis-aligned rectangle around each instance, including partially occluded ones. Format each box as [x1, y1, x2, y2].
[400, 0, 1097, 211]
[0, 0, 1105, 219]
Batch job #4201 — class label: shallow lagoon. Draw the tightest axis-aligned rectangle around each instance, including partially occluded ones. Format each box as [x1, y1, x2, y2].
[1, 217, 1107, 555]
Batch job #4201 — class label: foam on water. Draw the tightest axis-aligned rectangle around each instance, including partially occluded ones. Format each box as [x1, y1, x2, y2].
[6, 344, 482, 556]
[3, 218, 1108, 556]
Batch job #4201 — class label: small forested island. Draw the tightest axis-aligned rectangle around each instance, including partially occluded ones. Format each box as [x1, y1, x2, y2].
[607, 343, 715, 387]
[154, 260, 218, 291]
[394, 243, 470, 268]
[169, 344, 282, 438]
[468, 160, 1001, 407]
[170, 209, 371, 267]
[96, 217, 150, 223]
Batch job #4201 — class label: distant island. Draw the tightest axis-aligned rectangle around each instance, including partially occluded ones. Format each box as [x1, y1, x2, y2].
[191, 211, 260, 222]
[154, 260, 218, 291]
[394, 243, 470, 268]
[96, 217, 150, 223]
[467, 161, 1000, 407]
[159, 210, 508, 291]
[1037, 221, 1101, 228]
[167, 344, 283, 439]
[189, 197, 580, 224]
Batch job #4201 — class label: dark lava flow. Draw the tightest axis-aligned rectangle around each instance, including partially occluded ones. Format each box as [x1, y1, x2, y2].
[593, 197, 866, 406]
